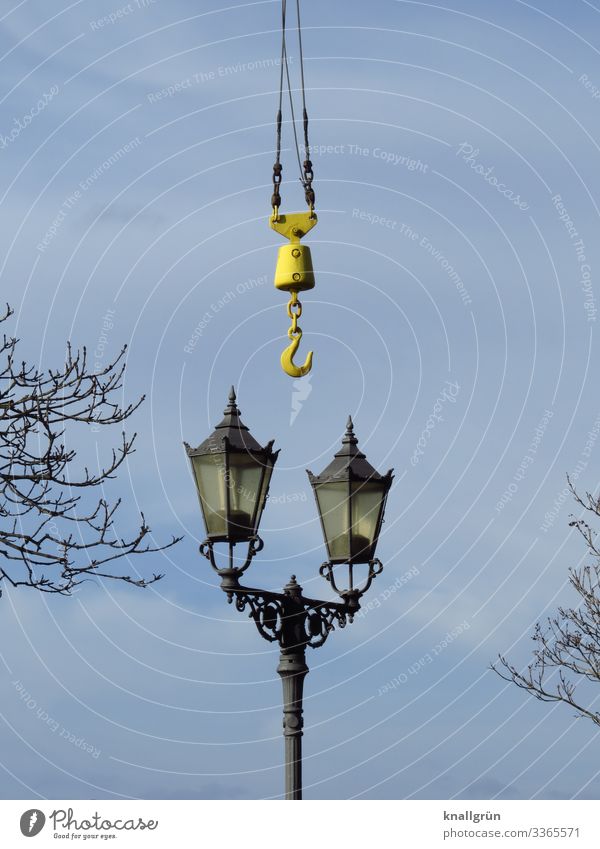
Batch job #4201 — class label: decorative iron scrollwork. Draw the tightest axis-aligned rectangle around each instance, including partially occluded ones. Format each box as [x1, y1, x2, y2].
[227, 586, 348, 649]
[233, 591, 285, 643]
[201, 539, 384, 651]
[302, 601, 348, 649]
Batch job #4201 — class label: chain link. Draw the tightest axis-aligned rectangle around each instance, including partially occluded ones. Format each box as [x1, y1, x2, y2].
[287, 292, 303, 336]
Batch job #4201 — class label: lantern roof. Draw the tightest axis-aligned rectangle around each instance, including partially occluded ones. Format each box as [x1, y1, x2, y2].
[184, 387, 275, 457]
[307, 417, 393, 484]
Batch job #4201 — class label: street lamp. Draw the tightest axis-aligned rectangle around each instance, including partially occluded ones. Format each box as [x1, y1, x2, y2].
[185, 387, 278, 545]
[308, 416, 393, 616]
[184, 388, 394, 800]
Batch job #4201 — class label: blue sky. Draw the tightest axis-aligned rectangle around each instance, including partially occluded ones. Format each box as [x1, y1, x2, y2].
[1, 0, 600, 800]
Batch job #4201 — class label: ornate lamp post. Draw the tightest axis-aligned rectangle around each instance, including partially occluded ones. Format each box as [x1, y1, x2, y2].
[184, 388, 393, 800]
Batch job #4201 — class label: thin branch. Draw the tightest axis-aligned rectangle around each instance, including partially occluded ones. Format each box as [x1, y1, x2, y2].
[0, 306, 180, 596]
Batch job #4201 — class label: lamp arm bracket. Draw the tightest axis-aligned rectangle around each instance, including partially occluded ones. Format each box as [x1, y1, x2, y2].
[319, 558, 385, 606]
[199, 537, 263, 577]
[361, 558, 384, 596]
[222, 582, 350, 649]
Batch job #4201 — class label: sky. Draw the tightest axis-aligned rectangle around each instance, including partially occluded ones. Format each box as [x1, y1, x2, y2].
[1, 0, 600, 800]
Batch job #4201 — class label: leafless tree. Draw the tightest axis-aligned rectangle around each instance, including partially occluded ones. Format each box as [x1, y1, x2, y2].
[0, 305, 180, 596]
[495, 478, 600, 725]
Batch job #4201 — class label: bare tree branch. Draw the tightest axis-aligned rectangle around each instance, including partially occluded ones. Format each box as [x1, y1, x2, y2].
[0, 306, 181, 596]
[493, 482, 600, 726]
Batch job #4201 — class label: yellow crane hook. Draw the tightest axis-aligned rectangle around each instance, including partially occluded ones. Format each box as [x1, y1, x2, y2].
[280, 288, 312, 377]
[281, 326, 313, 378]
[270, 211, 317, 378]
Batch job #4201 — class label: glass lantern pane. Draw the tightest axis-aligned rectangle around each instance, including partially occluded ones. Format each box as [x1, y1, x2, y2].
[226, 453, 264, 539]
[350, 481, 384, 560]
[256, 458, 274, 528]
[192, 453, 228, 537]
[315, 481, 350, 561]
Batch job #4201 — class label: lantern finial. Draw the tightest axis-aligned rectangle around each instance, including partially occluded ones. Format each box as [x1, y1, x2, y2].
[225, 386, 238, 414]
[344, 415, 357, 444]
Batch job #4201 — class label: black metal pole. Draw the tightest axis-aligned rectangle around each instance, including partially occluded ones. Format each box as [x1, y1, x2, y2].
[277, 646, 308, 800]
[208, 558, 352, 800]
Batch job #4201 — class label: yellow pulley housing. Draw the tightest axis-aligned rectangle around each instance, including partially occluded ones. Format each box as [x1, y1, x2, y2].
[274, 243, 315, 293]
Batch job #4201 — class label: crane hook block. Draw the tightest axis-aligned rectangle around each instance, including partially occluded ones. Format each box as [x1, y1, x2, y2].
[270, 211, 317, 293]
[271, 210, 317, 377]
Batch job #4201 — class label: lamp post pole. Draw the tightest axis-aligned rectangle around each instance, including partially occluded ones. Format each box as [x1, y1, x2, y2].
[278, 647, 307, 799]
[277, 576, 309, 799]
[186, 389, 393, 800]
